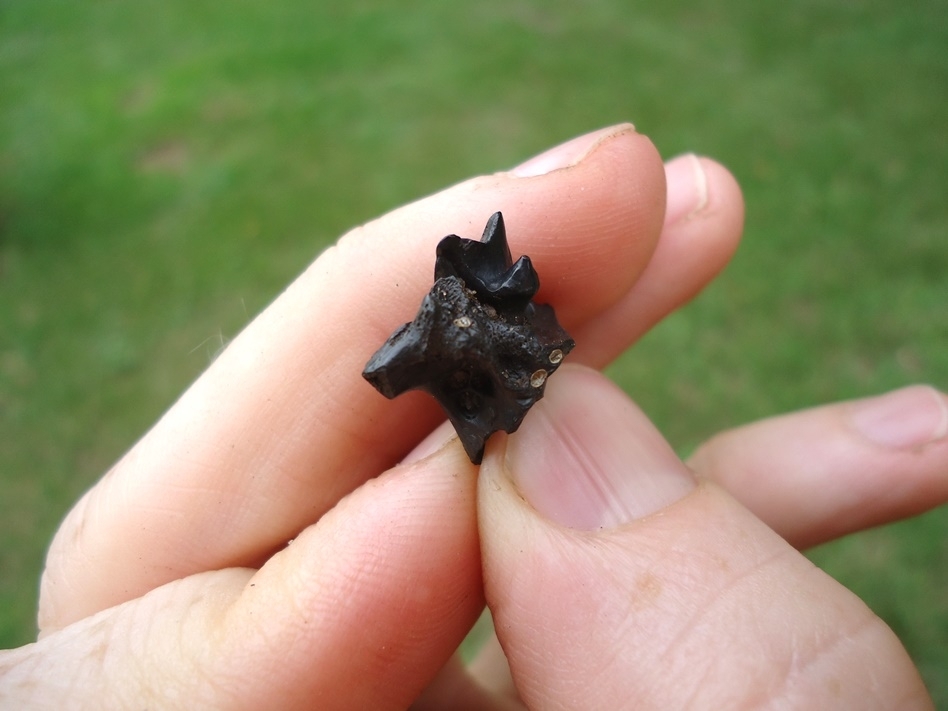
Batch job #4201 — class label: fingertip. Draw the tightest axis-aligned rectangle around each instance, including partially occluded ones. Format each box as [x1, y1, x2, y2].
[664, 153, 744, 237]
[485, 365, 694, 531]
[846, 384, 948, 450]
[500, 126, 668, 326]
[569, 153, 745, 366]
[690, 385, 948, 548]
[698, 156, 745, 236]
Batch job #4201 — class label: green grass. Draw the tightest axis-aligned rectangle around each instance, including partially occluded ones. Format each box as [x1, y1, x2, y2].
[2, 0, 947, 701]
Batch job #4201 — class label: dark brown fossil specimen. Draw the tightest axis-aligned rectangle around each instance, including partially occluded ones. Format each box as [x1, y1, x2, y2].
[363, 212, 574, 463]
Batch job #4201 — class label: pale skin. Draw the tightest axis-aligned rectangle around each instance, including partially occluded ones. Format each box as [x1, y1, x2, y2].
[1, 124, 946, 709]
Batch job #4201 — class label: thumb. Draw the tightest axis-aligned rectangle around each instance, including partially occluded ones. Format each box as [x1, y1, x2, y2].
[478, 365, 932, 710]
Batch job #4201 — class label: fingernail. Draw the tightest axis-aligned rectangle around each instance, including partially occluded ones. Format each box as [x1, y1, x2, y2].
[847, 385, 948, 450]
[663, 153, 709, 225]
[510, 123, 636, 178]
[493, 366, 695, 529]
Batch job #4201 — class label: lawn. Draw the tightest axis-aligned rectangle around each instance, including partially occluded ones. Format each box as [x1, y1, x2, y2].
[2, 0, 946, 702]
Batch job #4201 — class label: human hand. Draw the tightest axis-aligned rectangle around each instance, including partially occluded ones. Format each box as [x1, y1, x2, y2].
[1, 124, 945, 709]
[428, 368, 945, 710]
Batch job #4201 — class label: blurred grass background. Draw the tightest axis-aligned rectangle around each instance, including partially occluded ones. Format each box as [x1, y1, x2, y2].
[2, 0, 946, 701]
